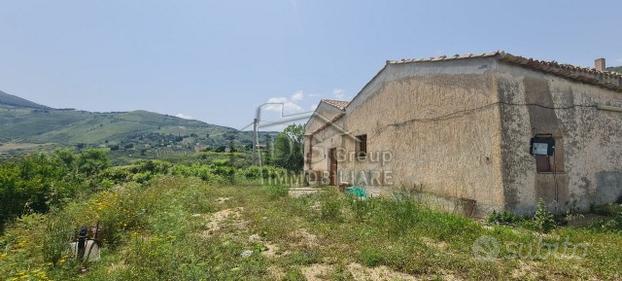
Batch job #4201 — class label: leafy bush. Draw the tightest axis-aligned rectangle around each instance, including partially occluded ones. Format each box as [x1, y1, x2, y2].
[170, 164, 226, 184]
[271, 124, 304, 171]
[590, 203, 622, 216]
[601, 211, 622, 232]
[591, 204, 622, 232]
[533, 200, 556, 233]
[487, 210, 524, 226]
[242, 166, 262, 179]
[0, 149, 110, 231]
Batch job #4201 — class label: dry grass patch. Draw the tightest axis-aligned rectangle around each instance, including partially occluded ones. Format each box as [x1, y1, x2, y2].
[200, 207, 246, 238]
[301, 263, 334, 281]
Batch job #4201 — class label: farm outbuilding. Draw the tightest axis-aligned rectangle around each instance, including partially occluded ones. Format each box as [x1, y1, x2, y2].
[304, 51, 622, 216]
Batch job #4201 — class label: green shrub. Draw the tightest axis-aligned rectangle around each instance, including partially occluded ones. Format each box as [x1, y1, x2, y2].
[591, 206, 622, 232]
[487, 210, 523, 226]
[533, 200, 556, 233]
[601, 211, 622, 232]
[590, 203, 622, 216]
[99, 165, 134, 184]
[131, 172, 153, 183]
[243, 166, 262, 179]
[0, 149, 109, 230]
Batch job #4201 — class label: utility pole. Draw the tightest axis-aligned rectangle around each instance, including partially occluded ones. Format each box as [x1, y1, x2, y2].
[252, 117, 256, 159]
[252, 108, 263, 183]
[254, 106, 263, 166]
[253, 102, 302, 166]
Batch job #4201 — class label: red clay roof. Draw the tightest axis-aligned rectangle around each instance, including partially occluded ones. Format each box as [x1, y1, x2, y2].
[321, 99, 349, 110]
[388, 51, 622, 92]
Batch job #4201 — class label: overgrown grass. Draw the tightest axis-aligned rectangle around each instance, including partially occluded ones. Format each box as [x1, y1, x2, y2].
[1, 179, 621, 280]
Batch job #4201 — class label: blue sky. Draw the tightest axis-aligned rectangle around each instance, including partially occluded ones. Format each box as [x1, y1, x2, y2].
[1, 0, 620, 129]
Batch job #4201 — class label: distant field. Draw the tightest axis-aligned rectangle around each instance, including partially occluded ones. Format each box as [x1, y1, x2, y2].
[0, 142, 56, 154]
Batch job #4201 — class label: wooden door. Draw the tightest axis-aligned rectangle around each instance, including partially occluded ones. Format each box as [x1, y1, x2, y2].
[329, 148, 337, 186]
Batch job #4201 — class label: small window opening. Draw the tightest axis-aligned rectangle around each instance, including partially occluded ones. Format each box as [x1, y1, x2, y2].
[531, 135, 563, 173]
[356, 134, 367, 160]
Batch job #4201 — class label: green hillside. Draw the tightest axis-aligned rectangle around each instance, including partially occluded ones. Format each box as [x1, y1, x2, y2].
[0, 92, 273, 158]
[0, 90, 49, 109]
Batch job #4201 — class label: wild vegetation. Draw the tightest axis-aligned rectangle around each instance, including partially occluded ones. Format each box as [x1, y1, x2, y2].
[1, 172, 621, 280]
[1, 125, 621, 280]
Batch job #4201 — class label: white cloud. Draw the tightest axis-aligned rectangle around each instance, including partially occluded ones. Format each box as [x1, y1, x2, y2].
[175, 113, 194, 120]
[333, 88, 346, 99]
[291, 90, 304, 101]
[265, 96, 303, 113]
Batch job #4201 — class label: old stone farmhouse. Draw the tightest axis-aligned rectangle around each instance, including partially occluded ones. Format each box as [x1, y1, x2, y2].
[304, 51, 622, 216]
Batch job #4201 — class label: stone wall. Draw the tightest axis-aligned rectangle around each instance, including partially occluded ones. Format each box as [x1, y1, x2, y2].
[304, 57, 622, 216]
[496, 62, 622, 214]
[307, 58, 507, 216]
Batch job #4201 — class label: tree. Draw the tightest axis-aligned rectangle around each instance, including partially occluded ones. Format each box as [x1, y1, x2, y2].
[76, 148, 110, 176]
[272, 124, 304, 171]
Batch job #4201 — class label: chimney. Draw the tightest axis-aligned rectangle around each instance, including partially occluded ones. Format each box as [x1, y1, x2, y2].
[594, 58, 606, 72]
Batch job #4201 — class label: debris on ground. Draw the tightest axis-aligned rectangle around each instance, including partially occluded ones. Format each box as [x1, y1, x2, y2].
[288, 187, 320, 198]
[240, 250, 253, 258]
[215, 197, 231, 204]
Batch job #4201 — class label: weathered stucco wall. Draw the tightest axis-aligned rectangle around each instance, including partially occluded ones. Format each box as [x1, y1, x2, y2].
[304, 56, 622, 216]
[497, 63, 622, 214]
[306, 58, 507, 215]
[307, 117, 345, 175]
[304, 102, 345, 172]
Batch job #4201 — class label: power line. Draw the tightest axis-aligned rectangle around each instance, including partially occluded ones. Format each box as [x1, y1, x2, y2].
[388, 101, 598, 128]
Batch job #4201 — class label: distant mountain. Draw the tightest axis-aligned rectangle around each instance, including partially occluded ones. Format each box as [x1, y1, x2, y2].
[0, 91, 273, 153]
[607, 66, 622, 73]
[0, 90, 50, 109]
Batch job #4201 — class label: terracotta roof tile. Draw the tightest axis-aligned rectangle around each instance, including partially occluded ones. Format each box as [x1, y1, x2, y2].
[321, 99, 349, 110]
[387, 51, 622, 92]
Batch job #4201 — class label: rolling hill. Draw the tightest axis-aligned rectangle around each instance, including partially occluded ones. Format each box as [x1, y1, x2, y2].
[0, 91, 272, 155]
[0, 90, 50, 109]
